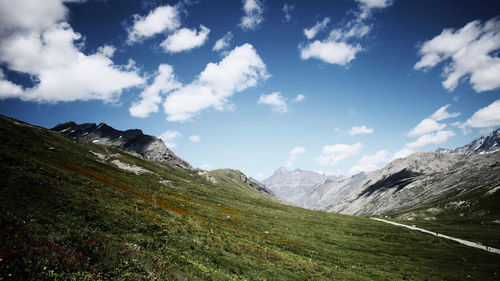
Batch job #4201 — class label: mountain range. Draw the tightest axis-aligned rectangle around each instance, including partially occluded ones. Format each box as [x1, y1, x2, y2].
[263, 128, 500, 216]
[1, 114, 499, 280]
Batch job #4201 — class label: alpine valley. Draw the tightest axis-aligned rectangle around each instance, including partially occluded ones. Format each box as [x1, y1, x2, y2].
[1, 114, 500, 280]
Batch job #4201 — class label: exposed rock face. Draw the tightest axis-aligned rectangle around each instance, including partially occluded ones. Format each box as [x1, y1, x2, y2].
[437, 128, 500, 155]
[51, 121, 192, 169]
[262, 168, 331, 204]
[326, 151, 500, 216]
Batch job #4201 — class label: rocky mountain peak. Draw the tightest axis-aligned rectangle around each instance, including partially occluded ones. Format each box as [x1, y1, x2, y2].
[437, 128, 499, 156]
[51, 121, 192, 169]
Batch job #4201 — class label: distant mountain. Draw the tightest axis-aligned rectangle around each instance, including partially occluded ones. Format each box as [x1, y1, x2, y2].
[52, 121, 191, 169]
[326, 151, 500, 215]
[261, 167, 332, 204]
[437, 128, 500, 155]
[263, 129, 500, 217]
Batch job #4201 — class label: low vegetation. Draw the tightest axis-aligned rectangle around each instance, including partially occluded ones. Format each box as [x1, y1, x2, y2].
[1, 115, 499, 280]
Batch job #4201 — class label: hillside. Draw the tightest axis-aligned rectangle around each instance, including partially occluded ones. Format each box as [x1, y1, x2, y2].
[1, 115, 499, 280]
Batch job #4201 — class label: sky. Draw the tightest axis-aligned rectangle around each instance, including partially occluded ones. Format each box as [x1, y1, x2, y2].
[0, 0, 499, 180]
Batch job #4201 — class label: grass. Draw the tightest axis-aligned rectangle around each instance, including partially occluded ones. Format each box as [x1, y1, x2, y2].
[387, 179, 500, 249]
[0, 114, 499, 280]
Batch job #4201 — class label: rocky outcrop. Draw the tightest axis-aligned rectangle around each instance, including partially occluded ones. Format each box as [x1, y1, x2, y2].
[52, 121, 192, 169]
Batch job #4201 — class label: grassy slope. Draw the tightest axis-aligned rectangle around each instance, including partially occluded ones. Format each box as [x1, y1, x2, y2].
[0, 115, 499, 280]
[387, 179, 500, 249]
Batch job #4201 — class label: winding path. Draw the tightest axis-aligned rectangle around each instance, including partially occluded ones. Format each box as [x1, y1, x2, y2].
[371, 217, 500, 255]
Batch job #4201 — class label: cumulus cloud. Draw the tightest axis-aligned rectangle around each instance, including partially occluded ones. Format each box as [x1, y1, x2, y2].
[239, 0, 264, 31]
[300, 40, 361, 66]
[0, 1, 144, 103]
[127, 5, 180, 44]
[392, 147, 415, 160]
[304, 17, 330, 40]
[299, 0, 392, 66]
[294, 94, 306, 102]
[258, 92, 288, 113]
[350, 125, 374, 136]
[161, 25, 210, 54]
[414, 17, 500, 92]
[212, 31, 233, 52]
[456, 99, 500, 133]
[286, 146, 306, 167]
[316, 142, 363, 166]
[408, 104, 460, 137]
[129, 64, 181, 118]
[349, 149, 390, 174]
[282, 4, 294, 23]
[189, 135, 201, 142]
[159, 130, 182, 148]
[163, 43, 268, 121]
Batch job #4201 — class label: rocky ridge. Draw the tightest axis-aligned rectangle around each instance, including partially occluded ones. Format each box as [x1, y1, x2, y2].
[52, 121, 192, 169]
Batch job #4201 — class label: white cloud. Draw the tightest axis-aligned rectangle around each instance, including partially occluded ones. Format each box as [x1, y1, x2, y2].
[461, 99, 500, 129]
[256, 172, 265, 179]
[316, 142, 363, 166]
[408, 104, 460, 137]
[431, 104, 461, 121]
[349, 125, 374, 136]
[286, 146, 306, 167]
[294, 94, 306, 102]
[161, 25, 210, 54]
[163, 43, 268, 121]
[356, 0, 393, 19]
[304, 17, 330, 40]
[300, 40, 362, 66]
[0, 1, 144, 103]
[406, 130, 456, 149]
[392, 147, 415, 160]
[299, 0, 392, 66]
[159, 130, 182, 148]
[129, 64, 180, 118]
[258, 92, 288, 113]
[349, 149, 389, 174]
[414, 17, 500, 92]
[282, 4, 294, 23]
[212, 31, 233, 52]
[408, 118, 446, 137]
[189, 135, 201, 142]
[127, 5, 180, 44]
[239, 0, 264, 31]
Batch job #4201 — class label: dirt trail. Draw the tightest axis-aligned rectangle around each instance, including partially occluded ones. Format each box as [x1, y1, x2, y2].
[371, 217, 500, 255]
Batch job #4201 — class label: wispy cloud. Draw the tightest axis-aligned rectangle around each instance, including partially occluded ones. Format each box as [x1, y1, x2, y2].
[189, 135, 201, 142]
[282, 4, 294, 23]
[213, 31, 233, 52]
[258, 92, 288, 113]
[350, 125, 374, 136]
[159, 130, 182, 148]
[286, 146, 306, 167]
[316, 143, 363, 166]
[304, 17, 330, 39]
[299, 0, 393, 66]
[239, 0, 264, 31]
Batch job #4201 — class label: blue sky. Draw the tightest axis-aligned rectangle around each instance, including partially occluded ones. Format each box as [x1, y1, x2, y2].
[0, 0, 499, 179]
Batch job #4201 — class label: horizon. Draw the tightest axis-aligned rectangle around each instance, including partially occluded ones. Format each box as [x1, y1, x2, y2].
[1, 0, 499, 180]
